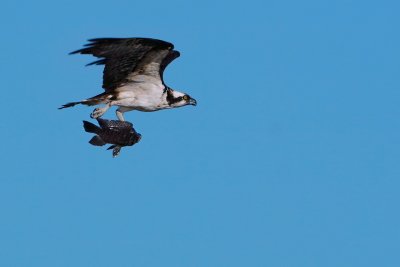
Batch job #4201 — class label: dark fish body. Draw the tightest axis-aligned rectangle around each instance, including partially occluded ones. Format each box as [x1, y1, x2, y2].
[83, 118, 141, 157]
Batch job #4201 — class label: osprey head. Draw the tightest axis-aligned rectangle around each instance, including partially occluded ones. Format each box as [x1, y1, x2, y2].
[166, 88, 197, 108]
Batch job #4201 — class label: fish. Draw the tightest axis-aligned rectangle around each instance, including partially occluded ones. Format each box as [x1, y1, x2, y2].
[82, 118, 142, 157]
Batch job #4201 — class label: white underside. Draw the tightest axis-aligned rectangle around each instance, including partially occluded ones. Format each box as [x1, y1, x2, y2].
[112, 76, 170, 112]
[89, 75, 176, 121]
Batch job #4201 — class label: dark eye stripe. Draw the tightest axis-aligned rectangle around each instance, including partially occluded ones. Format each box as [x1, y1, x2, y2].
[166, 90, 184, 105]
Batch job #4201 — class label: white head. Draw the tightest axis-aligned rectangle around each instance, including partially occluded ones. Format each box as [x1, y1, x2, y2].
[166, 88, 197, 108]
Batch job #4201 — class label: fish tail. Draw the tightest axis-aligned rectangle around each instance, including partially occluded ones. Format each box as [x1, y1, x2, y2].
[83, 120, 101, 134]
[89, 136, 106, 146]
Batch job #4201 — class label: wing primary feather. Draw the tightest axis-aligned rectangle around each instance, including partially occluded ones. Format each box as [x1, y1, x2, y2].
[159, 50, 180, 85]
[86, 59, 107, 66]
[69, 37, 176, 91]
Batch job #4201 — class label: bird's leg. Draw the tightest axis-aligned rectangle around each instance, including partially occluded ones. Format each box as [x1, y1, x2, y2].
[116, 109, 125, 121]
[116, 107, 134, 121]
[91, 103, 111, 119]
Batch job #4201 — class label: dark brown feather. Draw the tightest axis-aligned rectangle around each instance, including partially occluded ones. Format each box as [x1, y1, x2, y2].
[70, 38, 175, 91]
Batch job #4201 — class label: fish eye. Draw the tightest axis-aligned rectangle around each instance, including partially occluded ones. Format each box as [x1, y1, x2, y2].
[183, 95, 189, 101]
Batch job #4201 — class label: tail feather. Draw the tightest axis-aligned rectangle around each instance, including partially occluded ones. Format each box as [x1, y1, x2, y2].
[59, 92, 112, 109]
[59, 101, 80, 109]
[83, 120, 101, 134]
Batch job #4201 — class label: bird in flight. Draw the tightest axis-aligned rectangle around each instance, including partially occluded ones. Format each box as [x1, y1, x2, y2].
[60, 37, 197, 121]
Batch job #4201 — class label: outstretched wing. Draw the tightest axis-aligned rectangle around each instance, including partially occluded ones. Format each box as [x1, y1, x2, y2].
[130, 49, 180, 86]
[70, 38, 178, 91]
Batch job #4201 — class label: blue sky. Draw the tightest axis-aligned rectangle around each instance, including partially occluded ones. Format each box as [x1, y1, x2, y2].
[1, 0, 399, 266]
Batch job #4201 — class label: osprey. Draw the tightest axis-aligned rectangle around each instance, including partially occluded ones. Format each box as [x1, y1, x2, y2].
[60, 38, 197, 121]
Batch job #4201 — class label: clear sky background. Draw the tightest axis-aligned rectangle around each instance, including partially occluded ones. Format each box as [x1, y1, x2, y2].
[1, 0, 399, 266]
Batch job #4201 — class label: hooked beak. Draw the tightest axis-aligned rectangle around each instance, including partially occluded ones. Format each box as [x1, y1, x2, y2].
[189, 98, 197, 106]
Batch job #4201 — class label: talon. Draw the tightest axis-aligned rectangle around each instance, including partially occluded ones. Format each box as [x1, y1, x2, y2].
[91, 108, 104, 119]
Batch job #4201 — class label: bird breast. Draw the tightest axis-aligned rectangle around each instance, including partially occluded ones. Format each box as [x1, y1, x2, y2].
[114, 82, 168, 111]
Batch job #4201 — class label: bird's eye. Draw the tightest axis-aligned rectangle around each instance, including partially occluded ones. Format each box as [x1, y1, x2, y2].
[183, 95, 189, 101]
